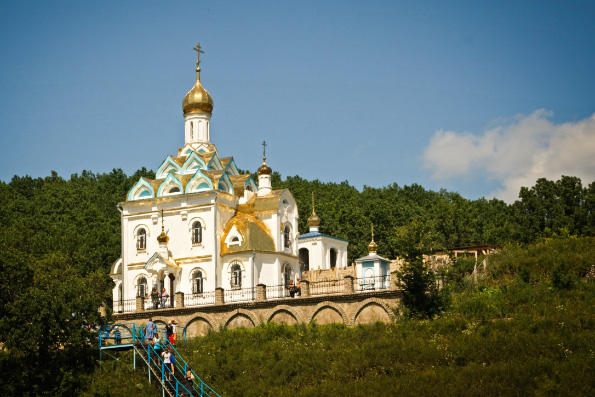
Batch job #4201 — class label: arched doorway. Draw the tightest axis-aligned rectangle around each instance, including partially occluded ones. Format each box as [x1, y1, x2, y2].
[299, 248, 309, 271]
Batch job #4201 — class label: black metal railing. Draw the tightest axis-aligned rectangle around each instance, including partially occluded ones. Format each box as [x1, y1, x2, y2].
[112, 298, 136, 313]
[224, 287, 256, 303]
[184, 291, 216, 307]
[354, 275, 391, 292]
[310, 279, 343, 296]
[266, 284, 294, 300]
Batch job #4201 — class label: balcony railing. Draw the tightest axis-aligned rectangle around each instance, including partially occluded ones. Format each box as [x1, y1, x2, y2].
[113, 298, 136, 314]
[266, 284, 294, 300]
[113, 275, 394, 314]
[354, 275, 392, 292]
[224, 287, 256, 303]
[310, 279, 343, 296]
[184, 291, 216, 307]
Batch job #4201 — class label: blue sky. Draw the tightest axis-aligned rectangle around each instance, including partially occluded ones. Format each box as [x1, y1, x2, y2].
[1, 1, 594, 202]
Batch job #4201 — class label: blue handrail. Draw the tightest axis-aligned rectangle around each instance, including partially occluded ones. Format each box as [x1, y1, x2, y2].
[99, 323, 218, 397]
[154, 325, 219, 396]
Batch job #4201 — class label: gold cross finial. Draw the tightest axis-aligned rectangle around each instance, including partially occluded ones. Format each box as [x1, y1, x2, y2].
[371, 223, 375, 241]
[161, 209, 165, 232]
[193, 42, 204, 68]
[311, 191, 316, 214]
[262, 140, 267, 161]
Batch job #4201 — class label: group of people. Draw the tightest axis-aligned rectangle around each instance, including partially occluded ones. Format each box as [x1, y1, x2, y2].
[145, 318, 178, 346]
[287, 278, 302, 298]
[149, 287, 170, 309]
[144, 318, 195, 394]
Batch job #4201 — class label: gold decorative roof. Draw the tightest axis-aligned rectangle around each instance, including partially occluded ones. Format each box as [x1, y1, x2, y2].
[367, 223, 378, 253]
[220, 212, 275, 255]
[308, 191, 320, 227]
[182, 43, 214, 115]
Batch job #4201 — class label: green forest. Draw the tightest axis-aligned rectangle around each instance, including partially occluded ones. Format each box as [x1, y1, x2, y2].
[1, 168, 594, 395]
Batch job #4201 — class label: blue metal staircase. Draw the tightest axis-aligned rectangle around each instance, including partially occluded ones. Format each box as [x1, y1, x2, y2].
[99, 323, 219, 397]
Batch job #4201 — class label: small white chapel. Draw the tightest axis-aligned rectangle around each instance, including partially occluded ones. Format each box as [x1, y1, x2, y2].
[109, 44, 348, 308]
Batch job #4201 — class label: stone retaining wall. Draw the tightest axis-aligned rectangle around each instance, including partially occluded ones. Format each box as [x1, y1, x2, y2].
[113, 289, 402, 337]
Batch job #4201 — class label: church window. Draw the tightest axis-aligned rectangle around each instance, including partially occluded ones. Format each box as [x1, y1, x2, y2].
[284, 225, 291, 248]
[231, 236, 239, 242]
[299, 248, 309, 271]
[330, 248, 337, 268]
[190, 121, 194, 140]
[168, 186, 180, 194]
[246, 185, 253, 192]
[230, 261, 242, 290]
[137, 277, 148, 297]
[192, 270, 204, 294]
[192, 221, 202, 244]
[137, 228, 147, 250]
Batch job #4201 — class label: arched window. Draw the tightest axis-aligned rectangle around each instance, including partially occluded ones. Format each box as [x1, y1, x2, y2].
[190, 121, 194, 140]
[168, 186, 180, 194]
[283, 264, 294, 287]
[137, 277, 148, 297]
[230, 261, 242, 290]
[284, 225, 291, 248]
[192, 270, 203, 294]
[299, 248, 310, 271]
[137, 228, 146, 250]
[192, 221, 202, 244]
[330, 248, 337, 269]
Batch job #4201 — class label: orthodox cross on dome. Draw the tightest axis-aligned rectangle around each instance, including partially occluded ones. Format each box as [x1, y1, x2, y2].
[311, 191, 316, 214]
[371, 223, 374, 241]
[262, 140, 267, 161]
[161, 209, 165, 232]
[193, 42, 204, 68]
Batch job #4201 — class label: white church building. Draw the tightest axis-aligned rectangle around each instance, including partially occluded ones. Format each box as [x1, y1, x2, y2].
[110, 44, 348, 310]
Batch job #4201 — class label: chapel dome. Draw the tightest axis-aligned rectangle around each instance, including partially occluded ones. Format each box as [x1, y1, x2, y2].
[257, 161, 272, 175]
[183, 75, 214, 115]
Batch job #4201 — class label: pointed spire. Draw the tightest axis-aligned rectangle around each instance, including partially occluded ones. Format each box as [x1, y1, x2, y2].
[367, 223, 378, 254]
[307, 191, 321, 228]
[157, 209, 169, 244]
[193, 42, 204, 81]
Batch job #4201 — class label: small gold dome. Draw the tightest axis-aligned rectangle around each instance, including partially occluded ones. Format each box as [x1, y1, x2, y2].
[367, 239, 378, 253]
[157, 230, 169, 244]
[258, 161, 272, 175]
[308, 212, 321, 227]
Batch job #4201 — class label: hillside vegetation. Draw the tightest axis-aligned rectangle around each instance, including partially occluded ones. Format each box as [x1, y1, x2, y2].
[83, 237, 595, 396]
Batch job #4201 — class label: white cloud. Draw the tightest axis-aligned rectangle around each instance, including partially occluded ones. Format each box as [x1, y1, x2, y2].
[423, 109, 595, 203]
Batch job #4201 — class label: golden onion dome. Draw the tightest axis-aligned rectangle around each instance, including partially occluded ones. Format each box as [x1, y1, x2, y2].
[182, 43, 214, 115]
[367, 239, 378, 254]
[308, 212, 321, 227]
[258, 160, 272, 175]
[157, 230, 169, 244]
